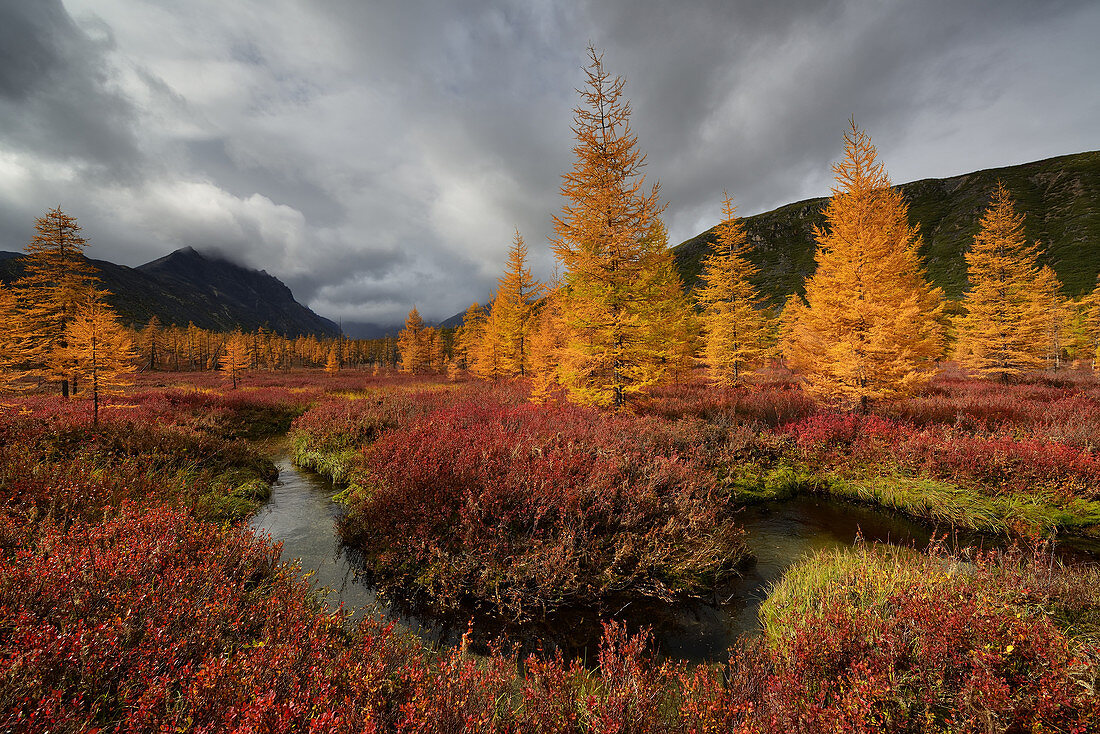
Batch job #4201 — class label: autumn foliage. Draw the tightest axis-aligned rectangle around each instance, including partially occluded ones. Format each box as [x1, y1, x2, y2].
[548, 47, 692, 407]
[955, 183, 1064, 380]
[782, 122, 944, 409]
[696, 194, 772, 386]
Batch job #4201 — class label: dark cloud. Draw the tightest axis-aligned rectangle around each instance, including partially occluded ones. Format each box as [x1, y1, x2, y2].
[0, 0, 1096, 326]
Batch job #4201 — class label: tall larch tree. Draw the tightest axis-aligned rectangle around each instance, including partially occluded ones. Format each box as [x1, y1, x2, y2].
[324, 344, 341, 374]
[12, 207, 103, 396]
[219, 331, 252, 389]
[782, 121, 944, 410]
[695, 194, 771, 386]
[453, 302, 486, 373]
[1034, 264, 1070, 370]
[528, 280, 566, 403]
[492, 230, 543, 376]
[471, 299, 505, 380]
[954, 183, 1049, 380]
[0, 284, 22, 390]
[397, 307, 429, 374]
[1082, 275, 1100, 371]
[62, 302, 137, 424]
[551, 46, 689, 408]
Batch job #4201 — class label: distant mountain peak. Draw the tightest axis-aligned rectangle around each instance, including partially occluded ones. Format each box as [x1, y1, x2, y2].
[0, 246, 340, 337]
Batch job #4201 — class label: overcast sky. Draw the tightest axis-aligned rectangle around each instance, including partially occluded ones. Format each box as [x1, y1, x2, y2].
[1, 0, 1097, 327]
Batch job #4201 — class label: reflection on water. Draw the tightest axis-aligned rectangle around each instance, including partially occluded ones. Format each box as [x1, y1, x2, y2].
[250, 456, 1096, 663]
[247, 457, 459, 649]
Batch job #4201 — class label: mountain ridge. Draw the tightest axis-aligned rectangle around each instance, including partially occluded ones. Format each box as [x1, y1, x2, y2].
[0, 246, 341, 337]
[672, 150, 1100, 305]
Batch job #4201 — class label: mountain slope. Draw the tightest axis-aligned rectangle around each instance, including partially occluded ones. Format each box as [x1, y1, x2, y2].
[0, 246, 340, 337]
[673, 150, 1100, 304]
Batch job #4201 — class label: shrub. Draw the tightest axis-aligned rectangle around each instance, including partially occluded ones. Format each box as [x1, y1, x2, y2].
[340, 398, 748, 618]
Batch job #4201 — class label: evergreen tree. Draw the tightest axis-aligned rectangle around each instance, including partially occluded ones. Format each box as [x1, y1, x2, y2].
[695, 194, 771, 386]
[954, 183, 1048, 380]
[397, 307, 429, 374]
[12, 207, 103, 395]
[219, 332, 252, 389]
[551, 46, 689, 407]
[324, 344, 340, 374]
[453, 302, 486, 373]
[471, 298, 505, 380]
[492, 230, 543, 376]
[62, 302, 137, 424]
[782, 121, 944, 410]
[0, 284, 22, 390]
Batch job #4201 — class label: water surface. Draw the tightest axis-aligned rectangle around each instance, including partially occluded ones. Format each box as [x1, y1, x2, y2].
[249, 457, 1093, 662]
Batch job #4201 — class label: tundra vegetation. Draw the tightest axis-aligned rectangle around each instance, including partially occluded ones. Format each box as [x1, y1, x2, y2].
[1, 47, 1099, 732]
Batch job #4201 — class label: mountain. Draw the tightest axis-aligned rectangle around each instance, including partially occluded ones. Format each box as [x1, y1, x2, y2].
[341, 321, 399, 339]
[0, 246, 340, 337]
[673, 150, 1100, 305]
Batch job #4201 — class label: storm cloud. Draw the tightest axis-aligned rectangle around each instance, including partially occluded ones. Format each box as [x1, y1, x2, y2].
[0, 0, 1096, 327]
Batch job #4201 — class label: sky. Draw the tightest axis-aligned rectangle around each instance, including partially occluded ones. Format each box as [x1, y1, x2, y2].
[0, 0, 1097, 329]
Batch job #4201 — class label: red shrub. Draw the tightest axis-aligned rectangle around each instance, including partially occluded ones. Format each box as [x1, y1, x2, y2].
[340, 398, 747, 616]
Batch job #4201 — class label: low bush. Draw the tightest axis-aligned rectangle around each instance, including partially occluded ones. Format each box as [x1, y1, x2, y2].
[339, 398, 748, 618]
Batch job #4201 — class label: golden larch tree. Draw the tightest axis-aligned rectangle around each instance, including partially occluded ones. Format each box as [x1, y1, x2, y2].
[782, 121, 944, 410]
[471, 298, 505, 380]
[219, 331, 252, 389]
[62, 301, 137, 424]
[491, 230, 543, 376]
[1034, 264, 1071, 370]
[324, 344, 341, 374]
[0, 284, 24, 390]
[954, 183, 1049, 380]
[453, 302, 486, 373]
[397, 307, 430, 374]
[527, 282, 566, 403]
[551, 46, 690, 407]
[12, 207, 103, 396]
[425, 327, 443, 372]
[1082, 275, 1100, 371]
[695, 194, 771, 386]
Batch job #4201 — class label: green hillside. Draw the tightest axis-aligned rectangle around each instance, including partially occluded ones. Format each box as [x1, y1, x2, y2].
[673, 150, 1100, 304]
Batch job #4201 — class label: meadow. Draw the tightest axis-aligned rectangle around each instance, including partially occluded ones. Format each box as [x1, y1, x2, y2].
[1, 368, 1098, 732]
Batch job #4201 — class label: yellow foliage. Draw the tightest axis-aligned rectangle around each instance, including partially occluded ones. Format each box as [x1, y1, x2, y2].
[782, 121, 944, 409]
[11, 207, 104, 395]
[62, 301, 137, 423]
[324, 345, 340, 374]
[550, 47, 692, 408]
[488, 230, 543, 377]
[955, 183, 1052, 380]
[397, 307, 429, 374]
[219, 332, 252, 389]
[695, 193, 771, 386]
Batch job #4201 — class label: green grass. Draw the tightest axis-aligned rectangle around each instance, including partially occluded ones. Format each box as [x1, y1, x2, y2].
[291, 442, 361, 486]
[723, 460, 1100, 537]
[759, 544, 943, 648]
[827, 473, 1100, 536]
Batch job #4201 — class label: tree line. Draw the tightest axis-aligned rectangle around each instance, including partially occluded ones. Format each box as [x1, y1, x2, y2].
[397, 46, 1100, 410]
[5, 46, 1098, 414]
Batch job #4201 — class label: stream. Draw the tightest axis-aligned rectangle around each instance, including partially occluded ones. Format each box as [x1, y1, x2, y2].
[248, 455, 1093, 663]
